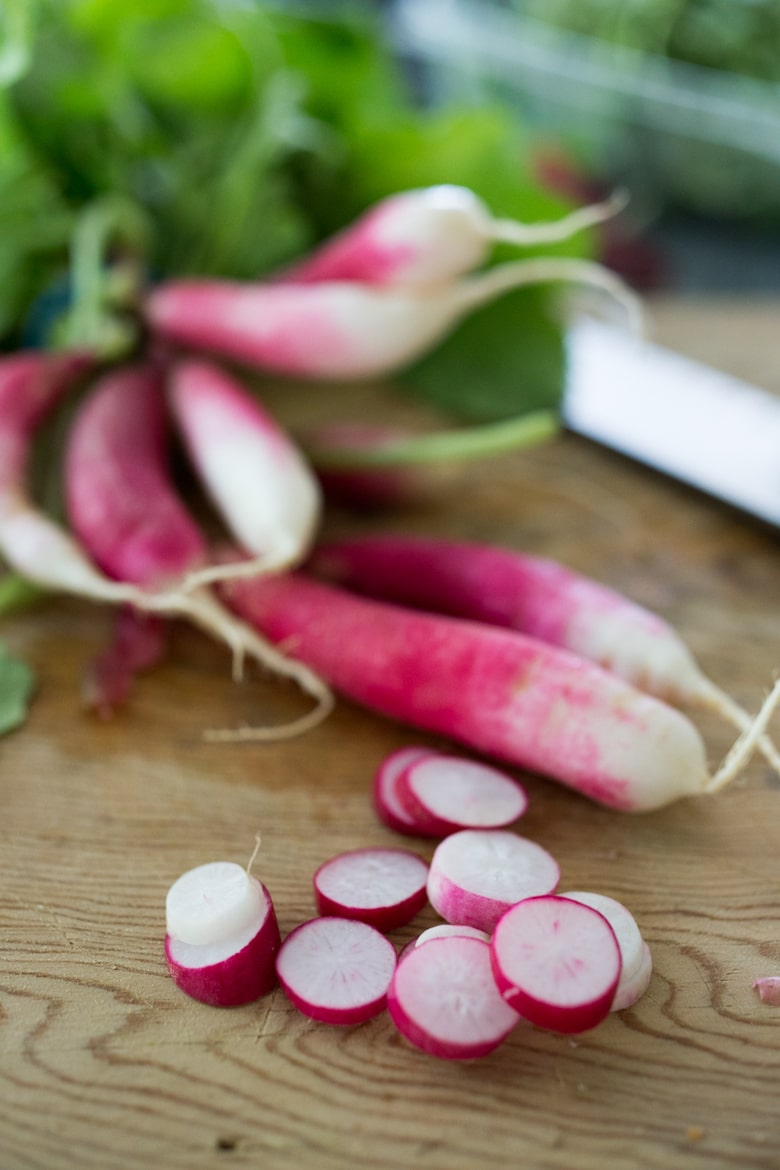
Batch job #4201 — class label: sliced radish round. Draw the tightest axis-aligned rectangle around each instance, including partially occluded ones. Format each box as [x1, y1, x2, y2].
[388, 934, 521, 1060]
[561, 890, 645, 982]
[427, 829, 560, 933]
[491, 895, 622, 1033]
[275, 916, 397, 1025]
[165, 878, 280, 1007]
[313, 846, 428, 931]
[373, 745, 440, 834]
[400, 922, 491, 962]
[397, 755, 528, 836]
[166, 860, 266, 946]
[611, 941, 653, 1012]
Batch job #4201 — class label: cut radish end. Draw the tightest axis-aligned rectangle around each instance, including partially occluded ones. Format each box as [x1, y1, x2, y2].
[611, 941, 653, 1012]
[275, 916, 397, 1025]
[165, 880, 280, 1007]
[166, 861, 266, 946]
[388, 935, 521, 1060]
[561, 890, 645, 982]
[313, 847, 429, 932]
[491, 895, 622, 1034]
[373, 745, 441, 834]
[398, 754, 528, 835]
[427, 829, 560, 933]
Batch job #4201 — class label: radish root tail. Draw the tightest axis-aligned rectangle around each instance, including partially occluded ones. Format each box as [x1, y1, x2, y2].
[696, 676, 780, 778]
[705, 677, 780, 795]
[492, 189, 629, 248]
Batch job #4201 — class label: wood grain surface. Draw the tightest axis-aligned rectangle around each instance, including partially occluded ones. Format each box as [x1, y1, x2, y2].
[2, 298, 779, 1170]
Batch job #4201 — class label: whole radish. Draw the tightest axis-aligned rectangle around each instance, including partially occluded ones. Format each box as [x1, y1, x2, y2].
[166, 359, 321, 591]
[311, 534, 780, 775]
[219, 571, 778, 810]
[276, 185, 626, 288]
[63, 362, 332, 735]
[145, 257, 640, 382]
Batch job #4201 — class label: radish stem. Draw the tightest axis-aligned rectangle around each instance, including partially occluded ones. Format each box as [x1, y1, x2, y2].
[491, 189, 629, 247]
[704, 678, 780, 794]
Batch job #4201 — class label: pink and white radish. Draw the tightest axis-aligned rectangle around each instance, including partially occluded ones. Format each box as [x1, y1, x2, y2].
[490, 895, 622, 1033]
[275, 916, 397, 1025]
[387, 934, 521, 1060]
[398, 922, 491, 963]
[426, 829, 560, 933]
[373, 745, 441, 835]
[313, 847, 428, 932]
[164, 859, 280, 1006]
[311, 534, 780, 776]
[166, 359, 322, 590]
[561, 889, 650, 1010]
[219, 571, 779, 810]
[397, 754, 528, 836]
[63, 362, 332, 735]
[276, 185, 626, 288]
[145, 257, 640, 382]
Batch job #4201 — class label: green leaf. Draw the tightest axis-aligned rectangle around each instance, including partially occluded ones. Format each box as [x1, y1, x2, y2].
[0, 643, 36, 736]
[0, 573, 47, 615]
[400, 287, 567, 423]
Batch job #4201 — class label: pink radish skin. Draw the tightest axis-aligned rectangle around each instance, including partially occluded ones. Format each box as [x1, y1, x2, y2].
[165, 863, 280, 1007]
[63, 363, 332, 730]
[753, 977, 780, 1006]
[611, 941, 653, 1012]
[302, 421, 429, 510]
[276, 185, 626, 289]
[491, 895, 622, 1033]
[313, 847, 429, 932]
[220, 571, 726, 812]
[311, 534, 780, 774]
[145, 256, 640, 382]
[398, 754, 528, 836]
[427, 829, 560, 933]
[373, 745, 441, 835]
[388, 934, 521, 1060]
[167, 359, 321, 590]
[275, 917, 397, 1026]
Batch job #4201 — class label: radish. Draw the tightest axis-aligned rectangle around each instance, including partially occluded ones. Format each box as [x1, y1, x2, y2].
[275, 916, 397, 1026]
[387, 934, 521, 1060]
[414, 924, 491, 946]
[83, 607, 168, 717]
[276, 185, 626, 288]
[426, 829, 560, 933]
[611, 941, 653, 1012]
[560, 890, 645, 982]
[63, 362, 332, 736]
[220, 571, 779, 810]
[145, 256, 641, 382]
[166, 359, 322, 591]
[164, 859, 280, 1007]
[490, 895, 622, 1033]
[312, 847, 429, 932]
[397, 754, 528, 836]
[373, 745, 441, 834]
[753, 977, 780, 1006]
[310, 534, 780, 775]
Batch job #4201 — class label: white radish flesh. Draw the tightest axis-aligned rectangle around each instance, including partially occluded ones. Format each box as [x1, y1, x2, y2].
[427, 829, 560, 933]
[490, 895, 622, 1033]
[313, 847, 429, 932]
[561, 890, 645, 982]
[275, 916, 397, 1025]
[373, 745, 441, 835]
[387, 934, 521, 1060]
[398, 754, 528, 836]
[611, 941, 653, 1012]
[415, 924, 491, 946]
[164, 863, 280, 1007]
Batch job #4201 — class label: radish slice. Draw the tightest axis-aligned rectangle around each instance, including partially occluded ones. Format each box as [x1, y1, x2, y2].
[398, 754, 528, 836]
[166, 861, 266, 946]
[611, 941, 653, 1012]
[416, 924, 491, 946]
[561, 890, 645, 982]
[427, 829, 560, 933]
[373, 745, 440, 834]
[388, 935, 521, 1060]
[165, 878, 280, 1007]
[491, 895, 622, 1033]
[275, 916, 397, 1025]
[313, 847, 429, 932]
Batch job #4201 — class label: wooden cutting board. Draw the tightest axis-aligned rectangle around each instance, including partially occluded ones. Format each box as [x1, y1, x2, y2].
[2, 298, 779, 1170]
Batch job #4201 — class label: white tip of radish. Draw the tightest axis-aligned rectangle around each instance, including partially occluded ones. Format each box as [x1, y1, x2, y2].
[399, 754, 528, 836]
[313, 847, 429, 932]
[388, 935, 521, 1060]
[275, 917, 397, 1026]
[427, 830, 560, 934]
[491, 895, 622, 1033]
[166, 861, 265, 947]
